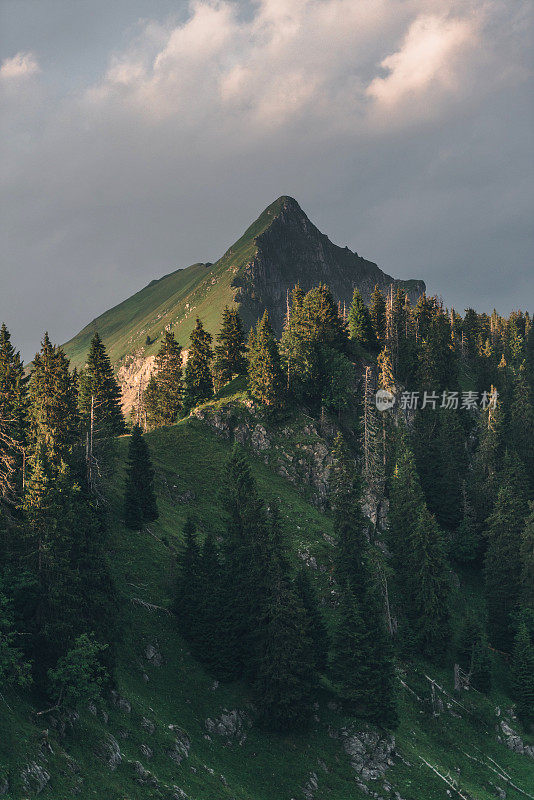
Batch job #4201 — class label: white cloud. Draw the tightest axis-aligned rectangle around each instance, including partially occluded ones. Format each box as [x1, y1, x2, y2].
[367, 14, 476, 107]
[0, 51, 40, 80]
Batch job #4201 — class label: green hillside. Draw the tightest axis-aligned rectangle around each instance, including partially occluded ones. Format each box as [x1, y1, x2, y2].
[62, 196, 425, 373]
[62, 197, 290, 370]
[2, 396, 533, 800]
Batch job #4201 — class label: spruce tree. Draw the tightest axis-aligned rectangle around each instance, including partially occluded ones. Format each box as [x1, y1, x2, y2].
[195, 531, 224, 673]
[348, 288, 374, 350]
[123, 426, 158, 530]
[521, 502, 534, 609]
[510, 367, 534, 483]
[27, 334, 78, 470]
[0, 323, 26, 502]
[144, 332, 183, 428]
[253, 569, 316, 731]
[330, 433, 368, 593]
[247, 311, 284, 407]
[78, 332, 125, 437]
[331, 582, 397, 727]
[174, 517, 201, 641]
[295, 567, 329, 673]
[414, 293, 434, 342]
[406, 505, 450, 659]
[213, 307, 247, 387]
[217, 447, 269, 679]
[484, 454, 529, 649]
[510, 623, 534, 727]
[389, 431, 450, 657]
[370, 285, 386, 347]
[183, 318, 214, 409]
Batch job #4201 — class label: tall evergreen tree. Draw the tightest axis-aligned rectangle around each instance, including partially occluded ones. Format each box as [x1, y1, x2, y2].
[253, 566, 316, 731]
[183, 318, 214, 409]
[247, 311, 284, 407]
[330, 433, 368, 593]
[406, 505, 450, 659]
[174, 517, 201, 641]
[144, 332, 183, 428]
[0, 323, 26, 502]
[389, 431, 450, 657]
[348, 288, 374, 350]
[485, 454, 530, 649]
[521, 502, 534, 610]
[331, 582, 397, 727]
[510, 622, 534, 728]
[78, 333, 125, 437]
[213, 307, 247, 387]
[510, 367, 534, 483]
[217, 447, 269, 679]
[295, 567, 329, 673]
[123, 426, 158, 530]
[27, 334, 78, 470]
[370, 285, 386, 347]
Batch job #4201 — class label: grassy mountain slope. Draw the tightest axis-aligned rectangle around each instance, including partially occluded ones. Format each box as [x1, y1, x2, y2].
[2, 396, 533, 800]
[61, 197, 293, 370]
[62, 197, 425, 371]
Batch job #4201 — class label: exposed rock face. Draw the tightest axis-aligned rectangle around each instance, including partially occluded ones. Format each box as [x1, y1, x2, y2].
[97, 735, 122, 770]
[233, 197, 425, 335]
[205, 709, 251, 744]
[193, 407, 334, 508]
[110, 690, 131, 713]
[341, 726, 396, 781]
[166, 727, 190, 764]
[498, 720, 534, 758]
[117, 354, 156, 416]
[302, 771, 319, 799]
[21, 761, 51, 794]
[0, 779, 8, 796]
[145, 642, 162, 667]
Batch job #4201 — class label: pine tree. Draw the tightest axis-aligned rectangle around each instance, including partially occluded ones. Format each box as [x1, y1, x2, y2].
[485, 455, 529, 650]
[510, 623, 534, 727]
[253, 569, 316, 731]
[78, 332, 125, 437]
[123, 426, 158, 530]
[183, 318, 214, 409]
[331, 582, 397, 726]
[217, 447, 269, 679]
[330, 433, 368, 593]
[0, 323, 26, 502]
[510, 367, 534, 483]
[389, 431, 450, 657]
[361, 366, 385, 496]
[295, 567, 329, 673]
[174, 517, 201, 641]
[144, 332, 183, 428]
[370, 285, 386, 347]
[406, 505, 450, 659]
[213, 307, 247, 387]
[521, 503, 534, 609]
[348, 288, 374, 350]
[195, 531, 224, 673]
[27, 334, 78, 470]
[414, 293, 434, 342]
[247, 311, 284, 407]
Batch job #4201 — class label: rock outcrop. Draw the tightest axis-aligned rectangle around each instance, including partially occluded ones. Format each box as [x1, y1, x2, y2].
[233, 197, 425, 335]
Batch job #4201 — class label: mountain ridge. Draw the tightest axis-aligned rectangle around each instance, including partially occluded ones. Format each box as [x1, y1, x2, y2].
[62, 196, 425, 372]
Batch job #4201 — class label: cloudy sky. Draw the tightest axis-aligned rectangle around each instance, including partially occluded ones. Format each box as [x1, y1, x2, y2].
[1, 0, 533, 359]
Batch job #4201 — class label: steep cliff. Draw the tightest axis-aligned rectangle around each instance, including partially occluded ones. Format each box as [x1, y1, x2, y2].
[232, 196, 424, 334]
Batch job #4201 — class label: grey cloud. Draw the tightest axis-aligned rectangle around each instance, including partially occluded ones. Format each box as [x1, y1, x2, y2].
[0, 0, 532, 360]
